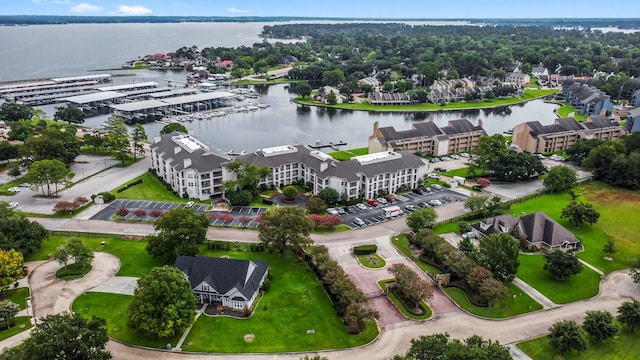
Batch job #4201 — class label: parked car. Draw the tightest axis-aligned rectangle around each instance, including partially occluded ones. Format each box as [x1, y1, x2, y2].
[186, 201, 195, 208]
[440, 156, 451, 161]
[7, 187, 21, 193]
[412, 188, 424, 195]
[431, 184, 442, 191]
[326, 208, 339, 215]
[384, 195, 395, 203]
[428, 173, 441, 179]
[434, 167, 447, 173]
[19, 183, 31, 188]
[534, 153, 546, 160]
[450, 154, 460, 159]
[356, 203, 368, 210]
[428, 199, 442, 206]
[8, 202, 19, 209]
[429, 157, 440, 163]
[405, 205, 417, 212]
[336, 207, 346, 215]
[367, 199, 379, 207]
[462, 231, 477, 239]
[418, 201, 430, 208]
[376, 197, 388, 205]
[353, 217, 366, 227]
[460, 152, 470, 158]
[345, 206, 356, 214]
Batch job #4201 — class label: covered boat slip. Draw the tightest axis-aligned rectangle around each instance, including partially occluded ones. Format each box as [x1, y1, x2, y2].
[110, 91, 235, 120]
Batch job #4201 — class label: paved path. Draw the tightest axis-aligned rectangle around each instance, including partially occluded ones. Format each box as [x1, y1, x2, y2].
[90, 276, 138, 296]
[512, 277, 559, 310]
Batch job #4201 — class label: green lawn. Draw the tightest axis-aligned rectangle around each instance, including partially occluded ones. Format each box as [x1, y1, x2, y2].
[554, 101, 588, 120]
[508, 182, 640, 274]
[25, 235, 168, 277]
[443, 167, 483, 178]
[444, 282, 542, 318]
[182, 249, 378, 352]
[433, 222, 459, 235]
[328, 147, 369, 161]
[115, 172, 200, 204]
[55, 263, 92, 280]
[378, 279, 432, 320]
[391, 234, 413, 258]
[295, 89, 557, 112]
[516, 254, 601, 304]
[517, 329, 640, 360]
[357, 253, 386, 269]
[0, 316, 33, 341]
[0, 288, 30, 310]
[73, 293, 180, 349]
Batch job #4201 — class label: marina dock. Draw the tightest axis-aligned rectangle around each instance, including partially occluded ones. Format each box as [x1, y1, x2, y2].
[308, 140, 348, 149]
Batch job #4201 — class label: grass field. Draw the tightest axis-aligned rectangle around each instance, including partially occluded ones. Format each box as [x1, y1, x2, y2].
[378, 279, 432, 320]
[508, 182, 640, 274]
[0, 288, 30, 310]
[296, 89, 557, 112]
[182, 248, 378, 352]
[554, 101, 588, 120]
[357, 253, 386, 269]
[444, 282, 542, 318]
[328, 147, 369, 161]
[443, 167, 483, 178]
[433, 222, 460, 235]
[517, 328, 640, 360]
[0, 316, 33, 341]
[115, 172, 196, 203]
[516, 254, 601, 304]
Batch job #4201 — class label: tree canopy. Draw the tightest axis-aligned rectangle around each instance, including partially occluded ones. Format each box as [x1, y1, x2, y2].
[543, 250, 583, 280]
[131, 123, 147, 160]
[19, 127, 80, 166]
[394, 333, 511, 360]
[145, 207, 210, 261]
[547, 320, 587, 354]
[54, 104, 85, 124]
[0, 102, 34, 122]
[223, 159, 271, 196]
[473, 232, 520, 283]
[160, 122, 188, 135]
[24, 158, 74, 196]
[405, 207, 438, 233]
[0, 212, 48, 256]
[617, 299, 640, 332]
[543, 165, 577, 193]
[127, 266, 196, 339]
[0, 249, 24, 292]
[258, 206, 314, 257]
[18, 312, 111, 360]
[583, 310, 618, 342]
[104, 116, 131, 166]
[561, 200, 600, 228]
[388, 263, 433, 309]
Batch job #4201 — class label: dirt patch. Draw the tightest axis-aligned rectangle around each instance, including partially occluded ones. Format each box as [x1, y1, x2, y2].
[243, 333, 255, 343]
[212, 201, 230, 211]
[582, 184, 640, 204]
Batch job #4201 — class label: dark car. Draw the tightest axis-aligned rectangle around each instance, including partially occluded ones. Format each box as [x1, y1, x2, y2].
[434, 167, 447, 172]
[412, 188, 424, 195]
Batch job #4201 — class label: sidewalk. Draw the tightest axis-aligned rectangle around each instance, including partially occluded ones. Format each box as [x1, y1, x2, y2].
[513, 277, 559, 310]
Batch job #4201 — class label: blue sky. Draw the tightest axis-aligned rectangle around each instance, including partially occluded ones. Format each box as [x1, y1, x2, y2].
[5, 0, 640, 18]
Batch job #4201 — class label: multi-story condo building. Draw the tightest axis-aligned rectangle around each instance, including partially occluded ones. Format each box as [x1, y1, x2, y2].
[512, 116, 626, 154]
[151, 132, 429, 201]
[562, 81, 613, 117]
[150, 132, 233, 200]
[368, 119, 487, 156]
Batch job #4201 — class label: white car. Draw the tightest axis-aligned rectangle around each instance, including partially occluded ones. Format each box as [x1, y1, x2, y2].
[460, 152, 470, 158]
[353, 217, 366, 227]
[428, 173, 441, 179]
[8, 202, 19, 209]
[355, 203, 367, 210]
[450, 154, 460, 159]
[326, 208, 339, 216]
[376, 197, 388, 205]
[7, 187, 21, 192]
[186, 201, 195, 208]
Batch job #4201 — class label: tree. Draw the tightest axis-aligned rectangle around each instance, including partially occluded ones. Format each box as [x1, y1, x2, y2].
[116, 207, 129, 217]
[396, 333, 511, 360]
[252, 60, 269, 75]
[19, 127, 80, 166]
[24, 158, 74, 196]
[544, 165, 577, 193]
[617, 299, 640, 332]
[0, 300, 19, 330]
[0, 216, 48, 256]
[465, 265, 493, 292]
[388, 263, 433, 309]
[464, 193, 489, 212]
[105, 115, 131, 166]
[19, 312, 111, 360]
[326, 90, 337, 105]
[282, 185, 298, 201]
[130, 123, 147, 160]
[476, 177, 491, 188]
[133, 208, 147, 218]
[160, 122, 188, 135]
[458, 235, 475, 255]
[317, 187, 340, 205]
[127, 266, 196, 339]
[65, 238, 94, 269]
[0, 249, 23, 292]
[223, 160, 270, 196]
[474, 233, 519, 283]
[561, 200, 600, 228]
[258, 206, 314, 257]
[54, 104, 85, 124]
[603, 239, 616, 258]
[478, 277, 509, 307]
[583, 310, 618, 342]
[548, 320, 587, 353]
[293, 81, 312, 98]
[305, 197, 327, 214]
[0, 102, 34, 122]
[7, 120, 35, 141]
[322, 69, 346, 86]
[145, 207, 210, 261]
[566, 138, 604, 162]
[543, 250, 582, 280]
[405, 207, 438, 233]
[344, 300, 379, 333]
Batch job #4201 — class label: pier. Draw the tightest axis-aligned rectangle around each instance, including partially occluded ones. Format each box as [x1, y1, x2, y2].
[308, 140, 348, 149]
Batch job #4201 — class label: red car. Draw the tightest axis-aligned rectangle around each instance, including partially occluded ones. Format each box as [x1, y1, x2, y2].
[384, 195, 395, 203]
[367, 199, 379, 207]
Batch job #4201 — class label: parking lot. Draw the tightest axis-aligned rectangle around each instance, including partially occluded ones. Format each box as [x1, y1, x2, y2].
[338, 187, 466, 229]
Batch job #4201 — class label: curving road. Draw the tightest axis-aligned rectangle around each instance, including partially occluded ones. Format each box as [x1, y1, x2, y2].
[20, 215, 640, 360]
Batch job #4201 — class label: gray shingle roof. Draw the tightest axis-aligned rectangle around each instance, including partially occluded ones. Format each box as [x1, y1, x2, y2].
[518, 212, 578, 247]
[174, 256, 268, 300]
[151, 131, 232, 172]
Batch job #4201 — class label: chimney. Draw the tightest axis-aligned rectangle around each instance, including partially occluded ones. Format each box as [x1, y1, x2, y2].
[477, 119, 484, 128]
[174, 146, 181, 154]
[184, 158, 192, 168]
[320, 162, 328, 172]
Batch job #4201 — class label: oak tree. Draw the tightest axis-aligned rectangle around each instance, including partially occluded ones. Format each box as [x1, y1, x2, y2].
[583, 310, 618, 342]
[548, 320, 587, 353]
[145, 206, 210, 261]
[258, 206, 314, 257]
[543, 250, 583, 280]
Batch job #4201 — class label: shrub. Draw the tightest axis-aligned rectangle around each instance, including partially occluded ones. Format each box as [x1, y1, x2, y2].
[53, 200, 79, 213]
[115, 207, 129, 217]
[149, 209, 164, 218]
[205, 212, 217, 220]
[262, 198, 273, 205]
[98, 192, 115, 203]
[218, 213, 234, 223]
[133, 208, 147, 218]
[117, 178, 143, 193]
[74, 196, 89, 204]
[282, 185, 298, 201]
[442, 182, 451, 188]
[238, 216, 253, 227]
[354, 244, 377, 256]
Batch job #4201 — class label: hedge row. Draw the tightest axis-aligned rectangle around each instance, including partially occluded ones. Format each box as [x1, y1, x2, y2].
[117, 178, 143, 193]
[353, 244, 377, 256]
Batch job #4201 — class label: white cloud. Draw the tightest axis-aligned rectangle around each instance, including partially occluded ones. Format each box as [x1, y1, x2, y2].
[71, 3, 102, 13]
[118, 5, 152, 15]
[52, 0, 74, 4]
[32, 0, 47, 4]
[227, 7, 250, 13]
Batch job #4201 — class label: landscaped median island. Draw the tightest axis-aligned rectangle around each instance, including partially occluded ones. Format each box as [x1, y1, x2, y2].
[444, 282, 542, 318]
[295, 89, 557, 112]
[68, 238, 378, 353]
[354, 244, 386, 269]
[377, 279, 432, 320]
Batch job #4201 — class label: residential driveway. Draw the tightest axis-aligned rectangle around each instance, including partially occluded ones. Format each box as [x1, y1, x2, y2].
[90, 276, 138, 296]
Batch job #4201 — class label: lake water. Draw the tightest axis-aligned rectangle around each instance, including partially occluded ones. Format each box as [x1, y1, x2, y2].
[2, 22, 561, 151]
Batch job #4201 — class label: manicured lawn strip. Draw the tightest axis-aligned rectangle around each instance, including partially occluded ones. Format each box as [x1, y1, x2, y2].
[0, 317, 33, 341]
[443, 167, 482, 178]
[357, 253, 386, 269]
[327, 147, 369, 161]
[295, 89, 557, 112]
[554, 101, 588, 120]
[444, 283, 542, 318]
[115, 172, 195, 203]
[182, 249, 378, 352]
[313, 224, 351, 233]
[508, 183, 639, 273]
[25, 236, 167, 277]
[56, 263, 92, 280]
[73, 293, 180, 349]
[1, 287, 30, 310]
[516, 254, 600, 304]
[377, 280, 432, 320]
[517, 329, 640, 360]
[433, 222, 459, 235]
[391, 234, 413, 258]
